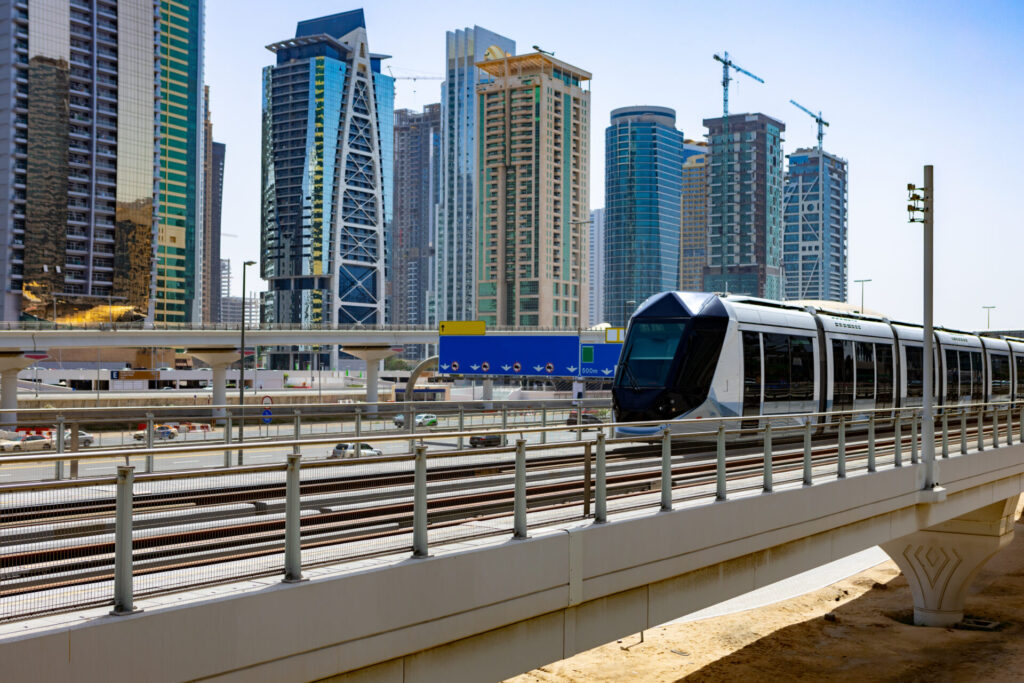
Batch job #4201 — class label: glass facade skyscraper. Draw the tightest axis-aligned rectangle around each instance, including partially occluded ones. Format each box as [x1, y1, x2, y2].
[261, 9, 393, 369]
[588, 208, 604, 327]
[703, 113, 785, 299]
[0, 0, 162, 322]
[783, 147, 848, 301]
[603, 106, 684, 327]
[435, 26, 514, 325]
[680, 140, 708, 292]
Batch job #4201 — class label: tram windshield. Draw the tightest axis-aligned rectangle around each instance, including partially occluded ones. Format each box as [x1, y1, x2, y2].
[616, 320, 687, 387]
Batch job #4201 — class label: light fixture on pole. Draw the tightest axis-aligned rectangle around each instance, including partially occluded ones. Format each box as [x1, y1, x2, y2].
[238, 260, 256, 452]
[853, 278, 872, 314]
[982, 305, 995, 330]
[908, 167, 938, 492]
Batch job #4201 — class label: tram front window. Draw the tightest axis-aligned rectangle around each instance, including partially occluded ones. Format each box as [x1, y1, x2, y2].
[616, 321, 687, 387]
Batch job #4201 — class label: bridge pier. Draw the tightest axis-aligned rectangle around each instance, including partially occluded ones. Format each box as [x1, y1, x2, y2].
[189, 349, 241, 423]
[882, 494, 1021, 627]
[342, 345, 397, 413]
[0, 353, 40, 425]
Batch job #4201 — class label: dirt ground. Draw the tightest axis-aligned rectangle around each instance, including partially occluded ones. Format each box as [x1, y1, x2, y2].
[508, 507, 1024, 682]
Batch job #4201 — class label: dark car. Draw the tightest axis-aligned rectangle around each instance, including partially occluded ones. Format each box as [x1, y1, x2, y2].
[567, 411, 603, 429]
[469, 433, 502, 447]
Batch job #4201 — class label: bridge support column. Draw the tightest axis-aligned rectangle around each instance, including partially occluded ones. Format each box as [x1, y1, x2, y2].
[190, 349, 241, 424]
[342, 346, 397, 414]
[882, 495, 1021, 627]
[0, 353, 39, 425]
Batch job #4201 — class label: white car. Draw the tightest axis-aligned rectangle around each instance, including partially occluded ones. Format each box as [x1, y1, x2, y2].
[330, 443, 383, 458]
[0, 435, 54, 452]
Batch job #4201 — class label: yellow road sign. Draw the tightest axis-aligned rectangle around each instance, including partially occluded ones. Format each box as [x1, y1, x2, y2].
[439, 320, 486, 336]
[605, 327, 625, 343]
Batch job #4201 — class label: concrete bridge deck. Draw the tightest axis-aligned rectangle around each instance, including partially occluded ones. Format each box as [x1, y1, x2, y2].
[1, 418, 1022, 682]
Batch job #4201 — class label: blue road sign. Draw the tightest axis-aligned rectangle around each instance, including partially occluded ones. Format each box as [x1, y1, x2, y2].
[261, 408, 272, 425]
[439, 335, 581, 377]
[578, 343, 621, 378]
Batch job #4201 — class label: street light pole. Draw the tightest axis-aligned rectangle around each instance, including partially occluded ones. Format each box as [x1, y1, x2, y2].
[908, 165, 935, 490]
[238, 260, 256, 448]
[853, 278, 872, 314]
[983, 305, 995, 330]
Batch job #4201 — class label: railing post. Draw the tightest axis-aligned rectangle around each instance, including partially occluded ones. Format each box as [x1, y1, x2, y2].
[717, 423, 728, 499]
[960, 409, 968, 455]
[595, 431, 607, 523]
[283, 452, 303, 582]
[837, 415, 846, 479]
[910, 411, 919, 464]
[145, 412, 154, 473]
[867, 412, 876, 473]
[514, 438, 528, 538]
[977, 406, 984, 452]
[894, 412, 902, 467]
[501, 406, 508, 447]
[292, 410, 301, 456]
[576, 404, 583, 442]
[763, 423, 773, 493]
[941, 410, 949, 458]
[540, 403, 547, 445]
[660, 428, 673, 511]
[55, 415, 65, 480]
[224, 414, 232, 468]
[993, 406, 1000, 448]
[413, 445, 428, 557]
[583, 441, 592, 517]
[1007, 406, 1014, 446]
[110, 465, 135, 615]
[457, 407, 465, 450]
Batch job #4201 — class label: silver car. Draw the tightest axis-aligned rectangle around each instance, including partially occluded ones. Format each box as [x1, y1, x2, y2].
[330, 443, 383, 458]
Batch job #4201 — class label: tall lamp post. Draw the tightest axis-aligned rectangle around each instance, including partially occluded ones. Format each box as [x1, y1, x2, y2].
[853, 278, 872, 314]
[238, 260, 256, 447]
[982, 305, 995, 330]
[908, 166, 936, 491]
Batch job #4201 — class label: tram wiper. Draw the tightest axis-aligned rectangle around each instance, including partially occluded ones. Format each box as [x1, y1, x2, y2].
[619, 361, 641, 392]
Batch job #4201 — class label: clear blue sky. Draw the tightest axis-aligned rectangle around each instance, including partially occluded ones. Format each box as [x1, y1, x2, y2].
[207, 0, 1024, 330]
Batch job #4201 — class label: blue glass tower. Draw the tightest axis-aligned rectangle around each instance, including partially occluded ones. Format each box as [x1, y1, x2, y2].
[261, 10, 393, 368]
[603, 106, 684, 326]
[783, 148, 848, 301]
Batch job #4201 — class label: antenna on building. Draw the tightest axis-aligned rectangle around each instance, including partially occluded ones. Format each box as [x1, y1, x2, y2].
[789, 100, 829, 150]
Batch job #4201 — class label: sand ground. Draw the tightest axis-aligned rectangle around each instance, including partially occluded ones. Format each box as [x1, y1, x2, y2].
[508, 505, 1024, 682]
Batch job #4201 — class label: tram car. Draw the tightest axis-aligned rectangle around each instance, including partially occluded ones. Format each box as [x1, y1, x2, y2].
[612, 292, 1023, 437]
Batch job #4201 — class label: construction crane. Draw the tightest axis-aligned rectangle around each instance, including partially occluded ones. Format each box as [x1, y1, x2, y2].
[790, 99, 829, 150]
[386, 66, 441, 100]
[711, 51, 764, 287]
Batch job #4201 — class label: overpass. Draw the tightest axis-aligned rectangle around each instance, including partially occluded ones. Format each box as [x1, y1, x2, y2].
[1, 404, 1022, 681]
[0, 325, 609, 424]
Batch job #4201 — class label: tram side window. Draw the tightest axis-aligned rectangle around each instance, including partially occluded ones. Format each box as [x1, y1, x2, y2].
[876, 344, 893, 408]
[972, 351, 984, 400]
[742, 331, 761, 416]
[905, 345, 923, 398]
[1016, 356, 1024, 398]
[855, 342, 874, 400]
[945, 349, 960, 402]
[832, 339, 854, 410]
[763, 333, 790, 402]
[790, 336, 815, 402]
[991, 353, 1011, 397]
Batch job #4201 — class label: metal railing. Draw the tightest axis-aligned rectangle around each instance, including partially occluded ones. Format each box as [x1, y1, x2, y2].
[2, 400, 1021, 623]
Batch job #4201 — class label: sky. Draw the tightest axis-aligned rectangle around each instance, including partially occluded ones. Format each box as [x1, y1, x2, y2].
[206, 0, 1024, 331]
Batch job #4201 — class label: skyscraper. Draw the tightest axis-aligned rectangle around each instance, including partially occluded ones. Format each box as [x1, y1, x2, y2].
[155, 0, 204, 324]
[0, 0, 161, 322]
[703, 113, 785, 298]
[475, 52, 591, 329]
[604, 106, 684, 327]
[680, 140, 708, 291]
[261, 10, 393, 368]
[202, 123, 225, 323]
[588, 208, 604, 327]
[783, 148, 848, 302]
[392, 104, 440, 330]
[435, 26, 515, 325]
